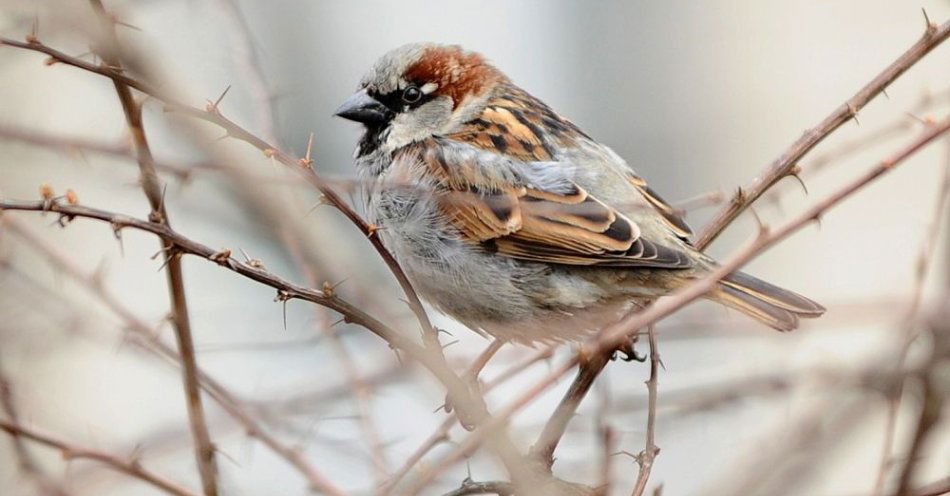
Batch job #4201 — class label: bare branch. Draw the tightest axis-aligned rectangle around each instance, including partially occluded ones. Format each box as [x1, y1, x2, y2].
[630, 325, 660, 496]
[694, 19, 950, 250]
[0, 419, 200, 496]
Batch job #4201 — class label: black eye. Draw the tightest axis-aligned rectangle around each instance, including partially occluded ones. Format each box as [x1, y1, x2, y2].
[402, 85, 422, 104]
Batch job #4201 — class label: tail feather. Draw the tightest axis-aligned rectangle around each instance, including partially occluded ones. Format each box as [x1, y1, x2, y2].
[710, 271, 825, 332]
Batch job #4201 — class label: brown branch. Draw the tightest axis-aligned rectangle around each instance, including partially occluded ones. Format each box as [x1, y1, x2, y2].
[530, 352, 610, 468]
[630, 325, 660, 496]
[85, 2, 218, 493]
[694, 17, 950, 250]
[3, 217, 347, 495]
[0, 419, 200, 496]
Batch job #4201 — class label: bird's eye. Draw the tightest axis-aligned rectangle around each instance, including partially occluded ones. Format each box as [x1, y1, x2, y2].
[402, 85, 422, 104]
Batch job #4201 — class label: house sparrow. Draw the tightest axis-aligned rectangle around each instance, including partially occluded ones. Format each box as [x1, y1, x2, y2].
[334, 43, 824, 344]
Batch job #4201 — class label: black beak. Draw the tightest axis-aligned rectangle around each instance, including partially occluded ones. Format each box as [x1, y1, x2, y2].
[334, 90, 391, 124]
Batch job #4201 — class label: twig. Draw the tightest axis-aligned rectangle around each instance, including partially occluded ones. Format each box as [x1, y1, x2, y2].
[0, 363, 71, 496]
[3, 216, 347, 495]
[86, 1, 218, 492]
[0, 419, 200, 496]
[531, 352, 610, 468]
[380, 347, 552, 495]
[694, 18, 950, 250]
[630, 325, 660, 496]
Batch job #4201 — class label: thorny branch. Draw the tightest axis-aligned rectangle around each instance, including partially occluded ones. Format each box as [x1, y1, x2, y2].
[0, 419, 200, 496]
[630, 326, 660, 496]
[2, 216, 347, 496]
[86, 1, 218, 493]
[694, 17, 950, 250]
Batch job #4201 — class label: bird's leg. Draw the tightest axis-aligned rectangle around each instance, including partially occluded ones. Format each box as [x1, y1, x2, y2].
[444, 339, 505, 420]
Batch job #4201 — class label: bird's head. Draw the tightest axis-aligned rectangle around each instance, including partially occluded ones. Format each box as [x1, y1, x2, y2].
[335, 43, 506, 157]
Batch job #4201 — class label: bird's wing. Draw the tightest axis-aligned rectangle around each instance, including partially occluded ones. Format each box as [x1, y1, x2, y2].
[623, 172, 693, 240]
[447, 85, 693, 241]
[399, 136, 691, 269]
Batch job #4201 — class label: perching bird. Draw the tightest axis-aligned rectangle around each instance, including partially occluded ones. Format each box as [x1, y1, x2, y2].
[334, 43, 824, 345]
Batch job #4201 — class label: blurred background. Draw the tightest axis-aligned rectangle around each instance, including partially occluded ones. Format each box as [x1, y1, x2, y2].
[1, 1, 949, 495]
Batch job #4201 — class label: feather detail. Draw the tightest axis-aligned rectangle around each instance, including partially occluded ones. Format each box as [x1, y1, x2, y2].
[398, 138, 691, 269]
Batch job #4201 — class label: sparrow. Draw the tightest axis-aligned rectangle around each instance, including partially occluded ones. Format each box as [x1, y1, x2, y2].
[334, 43, 824, 345]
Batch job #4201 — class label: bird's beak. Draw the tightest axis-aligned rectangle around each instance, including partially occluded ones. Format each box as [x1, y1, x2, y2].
[334, 89, 391, 124]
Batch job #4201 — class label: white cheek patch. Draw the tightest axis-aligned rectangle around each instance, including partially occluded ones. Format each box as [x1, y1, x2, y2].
[420, 82, 439, 94]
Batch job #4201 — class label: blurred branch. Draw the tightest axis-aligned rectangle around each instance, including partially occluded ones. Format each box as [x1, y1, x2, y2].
[86, 1, 218, 493]
[874, 135, 950, 495]
[2, 216, 347, 495]
[0, 419, 199, 496]
[0, 364, 71, 496]
[893, 314, 950, 496]
[629, 326, 660, 496]
[694, 16, 950, 250]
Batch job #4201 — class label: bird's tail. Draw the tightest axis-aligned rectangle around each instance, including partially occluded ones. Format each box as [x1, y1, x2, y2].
[706, 271, 825, 331]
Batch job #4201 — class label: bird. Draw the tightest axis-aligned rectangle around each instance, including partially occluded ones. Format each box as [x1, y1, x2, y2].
[334, 43, 824, 345]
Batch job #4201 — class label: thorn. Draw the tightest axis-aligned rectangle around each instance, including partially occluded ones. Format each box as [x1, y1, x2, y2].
[282, 298, 288, 331]
[263, 148, 277, 158]
[436, 327, 454, 337]
[206, 85, 231, 114]
[110, 220, 126, 256]
[366, 223, 381, 237]
[113, 19, 142, 31]
[921, 8, 936, 35]
[298, 132, 315, 168]
[390, 343, 403, 366]
[847, 103, 860, 125]
[321, 279, 348, 298]
[749, 206, 769, 236]
[787, 169, 808, 195]
[882, 87, 890, 99]
[26, 16, 39, 44]
[209, 248, 232, 266]
[307, 196, 329, 215]
[44, 57, 58, 66]
[433, 403, 448, 414]
[238, 248, 264, 268]
[442, 339, 460, 350]
[155, 250, 176, 272]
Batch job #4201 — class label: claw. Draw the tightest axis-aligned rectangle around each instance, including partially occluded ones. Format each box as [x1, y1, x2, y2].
[611, 336, 647, 362]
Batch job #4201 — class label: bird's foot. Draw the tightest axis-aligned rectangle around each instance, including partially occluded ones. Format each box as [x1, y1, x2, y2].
[611, 335, 646, 362]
